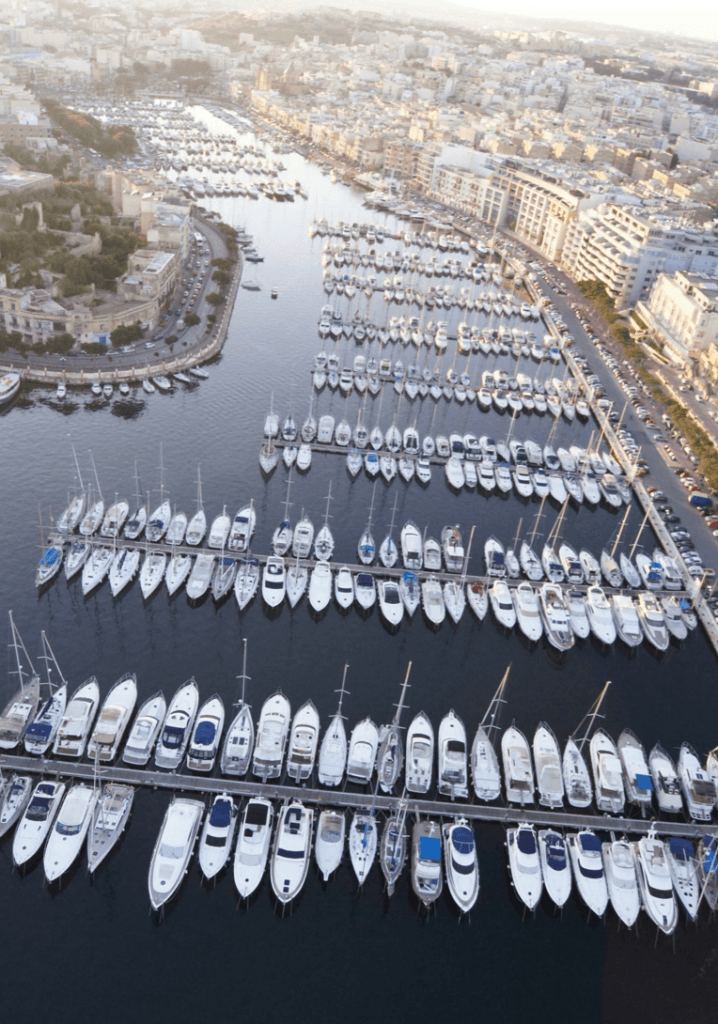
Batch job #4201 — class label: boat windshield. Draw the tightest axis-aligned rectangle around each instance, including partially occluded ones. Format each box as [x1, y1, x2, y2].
[451, 857, 475, 875]
[26, 797, 51, 821]
[159, 843, 185, 860]
[161, 725, 186, 748]
[278, 848, 304, 859]
[57, 822, 82, 836]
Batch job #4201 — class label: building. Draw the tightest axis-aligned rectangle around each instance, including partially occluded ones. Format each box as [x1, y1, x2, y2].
[0, 156, 53, 197]
[638, 270, 718, 362]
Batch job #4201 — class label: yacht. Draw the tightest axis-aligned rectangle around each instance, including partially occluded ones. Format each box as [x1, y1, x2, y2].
[64, 541, 90, 580]
[349, 811, 378, 885]
[108, 547, 141, 597]
[400, 521, 423, 571]
[590, 730, 625, 814]
[35, 543, 64, 587]
[424, 536, 442, 571]
[698, 835, 718, 910]
[661, 596, 688, 641]
[565, 589, 590, 639]
[234, 798, 274, 898]
[512, 583, 543, 641]
[442, 526, 464, 572]
[405, 712, 434, 794]
[145, 499, 172, 543]
[122, 691, 166, 766]
[412, 819, 443, 906]
[315, 809, 345, 881]
[562, 737, 593, 808]
[252, 692, 291, 780]
[271, 801, 313, 903]
[567, 830, 609, 916]
[617, 729, 653, 812]
[154, 678, 200, 770]
[286, 701, 320, 781]
[24, 682, 67, 757]
[378, 579, 404, 628]
[165, 510, 187, 547]
[678, 742, 716, 820]
[611, 593, 643, 648]
[292, 515, 314, 558]
[471, 726, 501, 801]
[632, 835, 677, 934]
[538, 830, 572, 908]
[467, 579, 488, 620]
[309, 561, 333, 614]
[585, 586, 617, 645]
[519, 542, 543, 582]
[221, 699, 254, 777]
[648, 744, 683, 816]
[533, 723, 564, 808]
[235, 559, 261, 609]
[354, 571, 376, 611]
[13, 780, 66, 867]
[602, 838, 640, 927]
[443, 819, 479, 913]
[346, 718, 379, 783]
[81, 544, 114, 595]
[44, 783, 97, 883]
[538, 583, 574, 651]
[87, 673, 137, 763]
[53, 678, 100, 758]
[489, 580, 517, 629]
[148, 797, 204, 909]
[506, 823, 542, 911]
[198, 794, 237, 879]
[667, 838, 700, 921]
[86, 783, 135, 873]
[318, 708, 348, 788]
[437, 710, 469, 799]
[380, 803, 408, 897]
[140, 549, 168, 599]
[207, 508, 231, 549]
[0, 774, 33, 837]
[228, 505, 256, 553]
[262, 556, 286, 607]
[187, 695, 225, 772]
[501, 724, 535, 805]
[334, 566, 354, 609]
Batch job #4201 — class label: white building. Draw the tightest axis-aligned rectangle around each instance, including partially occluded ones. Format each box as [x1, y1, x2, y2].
[639, 271, 718, 361]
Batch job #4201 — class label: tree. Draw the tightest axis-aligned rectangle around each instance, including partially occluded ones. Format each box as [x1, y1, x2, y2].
[184, 312, 200, 326]
[110, 323, 144, 348]
[206, 293, 224, 306]
[212, 270, 230, 287]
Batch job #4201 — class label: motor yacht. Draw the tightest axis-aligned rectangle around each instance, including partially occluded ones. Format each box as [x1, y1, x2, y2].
[538, 830, 572, 908]
[148, 797, 204, 909]
[661, 595, 688, 641]
[590, 729, 625, 814]
[405, 712, 434, 794]
[187, 695, 225, 772]
[24, 682, 67, 757]
[567, 830, 608, 916]
[501, 723, 535, 805]
[637, 593, 670, 651]
[412, 819, 443, 906]
[378, 579, 404, 628]
[271, 802, 313, 903]
[562, 737, 593, 808]
[636, 553, 663, 591]
[489, 580, 516, 629]
[563, 589, 589, 639]
[198, 794, 237, 879]
[506, 823, 542, 911]
[331, 565, 353, 609]
[87, 673, 137, 763]
[346, 718, 379, 783]
[667, 838, 699, 921]
[286, 701, 320, 781]
[86, 783, 134, 873]
[443, 819, 479, 913]
[602, 838, 640, 928]
[44, 783, 97, 883]
[421, 575, 445, 626]
[424, 536, 442, 571]
[315, 809, 345, 881]
[611, 593, 643, 648]
[400, 571, 421, 617]
[262, 555, 286, 607]
[53, 677, 100, 758]
[539, 583, 574, 651]
[512, 582, 542, 641]
[437, 710, 469, 799]
[617, 729, 653, 812]
[308, 561, 333, 614]
[648, 744, 683, 816]
[234, 798, 274, 898]
[207, 508, 231, 549]
[154, 678, 200, 770]
[252, 692, 291, 781]
[471, 726, 501, 801]
[400, 522, 422, 571]
[228, 505, 256, 553]
[678, 743, 716, 821]
[533, 723, 564, 809]
[13, 780, 66, 867]
[354, 571, 376, 611]
[122, 691, 166, 766]
[585, 586, 616, 644]
[484, 536, 506, 578]
[632, 835, 677, 934]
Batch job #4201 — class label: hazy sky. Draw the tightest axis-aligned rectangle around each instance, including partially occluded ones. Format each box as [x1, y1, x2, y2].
[451, 0, 718, 43]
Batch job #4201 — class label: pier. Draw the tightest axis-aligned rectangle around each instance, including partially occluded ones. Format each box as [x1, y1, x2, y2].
[0, 753, 709, 840]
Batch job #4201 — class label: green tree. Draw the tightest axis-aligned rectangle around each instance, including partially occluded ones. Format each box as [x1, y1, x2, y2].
[206, 292, 224, 306]
[184, 312, 200, 326]
[110, 323, 144, 348]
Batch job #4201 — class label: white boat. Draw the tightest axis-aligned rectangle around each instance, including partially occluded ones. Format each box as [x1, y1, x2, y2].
[86, 783, 135, 873]
[207, 508, 231, 549]
[424, 536, 442, 571]
[122, 691, 166, 766]
[79, 497, 104, 537]
[380, 802, 408, 897]
[512, 583, 543, 641]
[318, 680, 348, 788]
[567, 830, 609, 916]
[678, 742, 716, 821]
[533, 723, 564, 809]
[437, 710, 469, 799]
[346, 718, 379, 783]
[13, 779, 66, 867]
[0, 775, 33, 838]
[563, 737, 593, 808]
[401, 571, 421, 617]
[297, 444, 312, 471]
[661, 595, 688, 640]
[262, 555, 286, 607]
[648, 744, 683, 816]
[212, 557, 237, 602]
[563, 589, 589, 639]
[412, 819, 443, 906]
[271, 801, 313, 903]
[667, 838, 700, 921]
[602, 839, 640, 927]
[25, 673, 67, 758]
[292, 515, 314, 558]
[538, 830, 572, 908]
[489, 579, 516, 629]
[632, 835, 677, 934]
[35, 543, 64, 587]
[611, 593, 643, 647]
[539, 583, 574, 651]
[378, 579, 404, 627]
[421, 575, 445, 626]
[228, 505, 256, 553]
[405, 712, 434, 795]
[636, 553, 663, 591]
[334, 566, 354, 609]
[187, 695, 225, 772]
[442, 525, 464, 572]
[198, 794, 237, 879]
[252, 692, 291, 780]
[87, 673, 137, 762]
[484, 536, 506, 577]
[53, 677, 100, 758]
[354, 571, 376, 611]
[471, 725, 501, 801]
[286, 700, 320, 781]
[235, 559, 260, 609]
[445, 457, 464, 489]
[400, 521, 422, 570]
[145, 499, 171, 543]
[315, 809, 345, 881]
[502, 724, 535, 805]
[698, 835, 718, 910]
[620, 552, 641, 589]
[506, 823, 542, 911]
[165, 510, 187, 546]
[44, 783, 97, 882]
[308, 561, 332, 613]
[590, 729, 625, 814]
[148, 797, 204, 909]
[186, 469, 207, 546]
[108, 547, 141, 596]
[349, 811, 378, 885]
[637, 593, 669, 651]
[81, 544, 114, 595]
[617, 729, 653, 811]
[233, 798, 274, 898]
[585, 585, 617, 644]
[154, 678, 200, 770]
[443, 819, 479, 913]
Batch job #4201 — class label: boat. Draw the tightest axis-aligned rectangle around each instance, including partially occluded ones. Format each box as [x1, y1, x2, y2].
[620, 552, 641, 589]
[422, 575, 445, 626]
[315, 809, 345, 881]
[563, 737, 593, 809]
[406, 712, 434, 794]
[52, 677, 100, 758]
[678, 743, 716, 821]
[443, 819, 479, 913]
[252, 692, 291, 780]
[512, 582, 543, 641]
[506, 823, 542, 911]
[489, 579, 516, 629]
[187, 694, 225, 772]
[501, 723, 535, 805]
[346, 718, 379, 783]
[13, 779, 66, 868]
[585, 586, 617, 645]
[317, 670, 349, 787]
[286, 700, 320, 781]
[198, 794, 237, 879]
[354, 571, 376, 611]
[145, 499, 171, 543]
[0, 371, 21, 406]
[148, 797, 204, 909]
[228, 504, 256, 553]
[109, 547, 141, 596]
[698, 835, 718, 910]
[667, 838, 700, 921]
[235, 558, 260, 610]
[412, 819, 443, 906]
[567, 830, 609, 916]
[262, 555, 286, 607]
[164, 510, 187, 547]
[611, 593, 643, 647]
[154, 678, 200, 770]
[424, 536, 442, 571]
[349, 810, 378, 885]
[648, 743, 683, 816]
[292, 514, 314, 558]
[376, 667, 410, 795]
[86, 783, 135, 873]
[378, 579, 404, 627]
[538, 830, 572, 908]
[87, 673, 137, 763]
[636, 553, 663, 591]
[484, 536, 506, 578]
[632, 834, 677, 934]
[437, 710, 469, 799]
[400, 521, 422, 571]
[617, 729, 653, 812]
[234, 798, 274, 898]
[538, 583, 574, 651]
[308, 561, 332, 614]
[590, 729, 625, 814]
[43, 783, 97, 882]
[207, 507, 231, 549]
[81, 544, 114, 595]
[602, 838, 640, 927]
[334, 566, 354, 609]
[122, 691, 166, 766]
[270, 801, 313, 903]
[637, 593, 669, 651]
[140, 549, 168, 599]
[442, 525, 464, 572]
[533, 723, 564, 809]
[186, 468, 207, 546]
[221, 642, 254, 777]
[380, 800, 408, 897]
[35, 542, 64, 587]
[0, 774, 33, 837]
[661, 596, 688, 641]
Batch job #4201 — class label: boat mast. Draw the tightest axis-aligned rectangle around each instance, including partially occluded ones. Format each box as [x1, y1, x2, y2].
[71, 442, 85, 497]
[391, 661, 412, 728]
[572, 680, 612, 753]
[195, 465, 203, 514]
[609, 503, 632, 558]
[8, 611, 38, 693]
[527, 494, 547, 549]
[628, 508, 650, 560]
[237, 638, 250, 709]
[38, 630, 66, 698]
[461, 524, 476, 583]
[479, 664, 511, 733]
[322, 479, 333, 530]
[89, 449, 103, 506]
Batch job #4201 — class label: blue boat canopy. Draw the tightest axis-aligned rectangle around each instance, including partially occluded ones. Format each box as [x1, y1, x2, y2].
[357, 573, 374, 586]
[492, 552, 505, 565]
[420, 836, 441, 862]
[579, 832, 601, 853]
[668, 838, 694, 861]
[194, 721, 217, 746]
[635, 773, 653, 791]
[545, 835, 567, 871]
[25, 722, 52, 740]
[451, 826, 475, 855]
[403, 571, 417, 582]
[516, 829, 536, 855]
[209, 798, 232, 828]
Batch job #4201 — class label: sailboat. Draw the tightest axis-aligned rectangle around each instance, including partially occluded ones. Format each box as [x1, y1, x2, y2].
[376, 663, 411, 794]
[317, 666, 349, 787]
[314, 482, 335, 561]
[24, 631, 67, 756]
[124, 461, 147, 540]
[357, 483, 377, 565]
[562, 682, 611, 809]
[56, 444, 86, 534]
[272, 473, 293, 556]
[145, 444, 171, 542]
[349, 804, 378, 885]
[87, 780, 135, 874]
[221, 639, 254, 776]
[0, 613, 41, 751]
[380, 796, 409, 897]
[471, 666, 509, 801]
[379, 494, 399, 568]
[79, 451, 105, 536]
[185, 466, 207, 546]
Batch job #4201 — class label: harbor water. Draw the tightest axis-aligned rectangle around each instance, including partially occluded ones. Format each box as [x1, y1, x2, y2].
[1, 105, 717, 1023]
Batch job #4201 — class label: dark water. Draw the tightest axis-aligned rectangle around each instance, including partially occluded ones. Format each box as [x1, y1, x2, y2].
[1, 107, 717, 1024]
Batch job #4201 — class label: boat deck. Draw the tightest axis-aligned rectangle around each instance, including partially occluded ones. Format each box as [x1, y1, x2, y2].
[0, 753, 707, 839]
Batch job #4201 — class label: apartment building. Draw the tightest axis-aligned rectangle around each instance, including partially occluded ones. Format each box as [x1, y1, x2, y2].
[639, 270, 718, 360]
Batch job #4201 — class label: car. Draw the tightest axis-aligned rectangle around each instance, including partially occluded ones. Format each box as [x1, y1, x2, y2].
[664, 514, 681, 524]
[706, 520, 718, 530]
[144, 341, 155, 349]
[120, 345, 135, 353]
